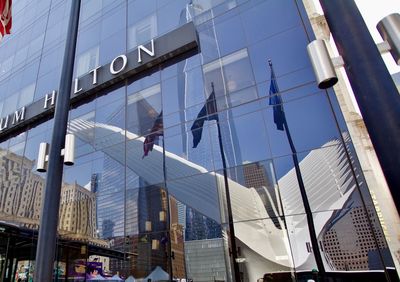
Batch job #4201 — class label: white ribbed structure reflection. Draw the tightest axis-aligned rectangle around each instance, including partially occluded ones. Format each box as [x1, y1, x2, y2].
[69, 119, 292, 275]
[69, 119, 364, 274]
[279, 135, 360, 270]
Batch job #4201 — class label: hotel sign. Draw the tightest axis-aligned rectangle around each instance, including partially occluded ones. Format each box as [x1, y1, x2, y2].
[0, 22, 198, 138]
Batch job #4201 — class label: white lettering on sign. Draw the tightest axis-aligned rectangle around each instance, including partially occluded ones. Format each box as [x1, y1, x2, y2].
[90, 66, 101, 85]
[138, 39, 155, 63]
[44, 90, 56, 109]
[0, 37, 158, 131]
[74, 78, 82, 94]
[110, 54, 128, 75]
[12, 107, 25, 124]
[0, 116, 9, 131]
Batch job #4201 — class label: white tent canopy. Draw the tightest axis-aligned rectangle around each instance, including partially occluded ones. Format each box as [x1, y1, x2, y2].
[144, 266, 169, 281]
[125, 276, 136, 282]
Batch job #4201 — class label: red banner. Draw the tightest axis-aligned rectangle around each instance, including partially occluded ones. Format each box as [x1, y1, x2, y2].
[0, 0, 12, 39]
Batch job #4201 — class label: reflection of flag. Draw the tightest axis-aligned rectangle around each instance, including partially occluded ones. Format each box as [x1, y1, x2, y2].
[191, 84, 218, 148]
[0, 0, 12, 39]
[160, 235, 168, 244]
[269, 65, 285, 131]
[143, 111, 163, 158]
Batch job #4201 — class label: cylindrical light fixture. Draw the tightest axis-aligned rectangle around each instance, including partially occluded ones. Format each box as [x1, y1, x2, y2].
[377, 13, 400, 65]
[36, 142, 49, 172]
[307, 39, 338, 89]
[80, 245, 87, 255]
[152, 239, 159, 250]
[159, 211, 166, 222]
[64, 134, 75, 166]
[145, 221, 152, 232]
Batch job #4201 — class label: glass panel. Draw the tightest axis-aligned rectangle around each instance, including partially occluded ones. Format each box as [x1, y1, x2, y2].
[127, 83, 162, 137]
[34, 69, 61, 101]
[128, 14, 157, 50]
[75, 46, 99, 77]
[18, 83, 35, 108]
[285, 212, 318, 275]
[156, 0, 187, 35]
[100, 5, 125, 41]
[203, 48, 256, 106]
[76, 21, 101, 57]
[247, 25, 311, 86]
[234, 218, 296, 282]
[240, 0, 301, 45]
[263, 92, 343, 159]
[80, 0, 102, 24]
[214, 11, 247, 57]
[319, 206, 392, 272]
[124, 185, 169, 278]
[3, 93, 18, 116]
[99, 30, 126, 66]
[21, 122, 53, 229]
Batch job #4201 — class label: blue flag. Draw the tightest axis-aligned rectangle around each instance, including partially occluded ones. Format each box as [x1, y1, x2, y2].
[269, 65, 285, 131]
[191, 84, 218, 148]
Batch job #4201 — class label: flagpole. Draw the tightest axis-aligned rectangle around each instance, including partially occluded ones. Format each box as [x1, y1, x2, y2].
[34, 1, 81, 281]
[162, 135, 174, 282]
[268, 61, 326, 279]
[213, 83, 241, 282]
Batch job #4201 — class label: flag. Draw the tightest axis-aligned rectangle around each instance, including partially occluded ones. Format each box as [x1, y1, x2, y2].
[143, 111, 163, 158]
[191, 83, 218, 148]
[269, 63, 285, 131]
[0, 0, 12, 40]
[140, 235, 148, 243]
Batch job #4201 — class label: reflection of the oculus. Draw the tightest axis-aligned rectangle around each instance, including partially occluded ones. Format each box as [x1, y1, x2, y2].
[66, 119, 392, 278]
[0, 120, 391, 280]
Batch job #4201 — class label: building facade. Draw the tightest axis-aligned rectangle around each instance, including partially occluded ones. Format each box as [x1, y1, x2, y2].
[0, 0, 397, 281]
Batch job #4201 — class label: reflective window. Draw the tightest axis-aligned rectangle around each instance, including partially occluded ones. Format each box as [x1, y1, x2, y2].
[0, 0, 395, 281]
[76, 46, 99, 77]
[128, 14, 158, 50]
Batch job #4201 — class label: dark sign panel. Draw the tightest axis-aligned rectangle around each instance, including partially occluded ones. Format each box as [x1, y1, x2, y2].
[0, 22, 198, 139]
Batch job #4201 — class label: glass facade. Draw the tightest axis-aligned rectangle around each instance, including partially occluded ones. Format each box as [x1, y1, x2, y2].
[0, 0, 397, 281]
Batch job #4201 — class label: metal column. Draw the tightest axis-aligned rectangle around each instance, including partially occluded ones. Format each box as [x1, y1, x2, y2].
[319, 0, 400, 212]
[33, 1, 81, 281]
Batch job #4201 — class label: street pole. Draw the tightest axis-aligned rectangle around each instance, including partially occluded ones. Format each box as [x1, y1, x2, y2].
[34, 1, 81, 281]
[319, 0, 400, 213]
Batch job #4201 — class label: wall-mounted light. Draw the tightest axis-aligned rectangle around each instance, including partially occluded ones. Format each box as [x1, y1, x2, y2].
[63, 134, 75, 166]
[80, 245, 87, 255]
[159, 211, 166, 222]
[36, 134, 76, 172]
[152, 239, 159, 250]
[307, 39, 338, 89]
[307, 13, 400, 90]
[377, 13, 400, 65]
[36, 142, 49, 172]
[145, 221, 152, 232]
